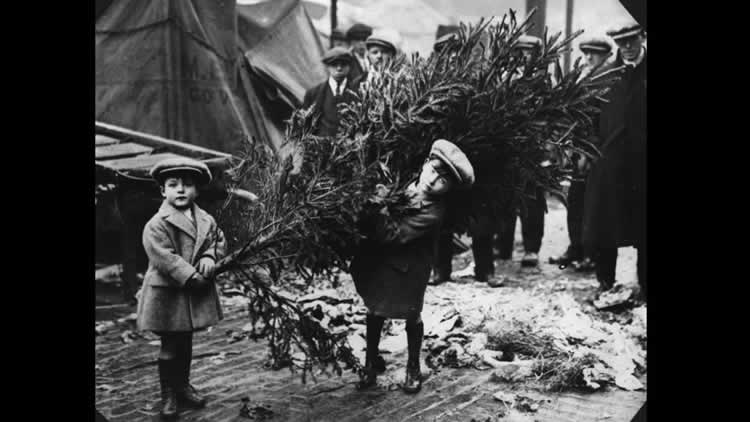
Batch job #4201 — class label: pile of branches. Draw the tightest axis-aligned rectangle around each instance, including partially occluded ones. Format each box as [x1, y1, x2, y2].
[211, 10, 620, 382]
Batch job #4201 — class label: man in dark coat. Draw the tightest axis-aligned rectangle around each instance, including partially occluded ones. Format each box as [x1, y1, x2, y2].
[494, 35, 548, 269]
[582, 20, 647, 297]
[302, 47, 359, 137]
[550, 36, 613, 271]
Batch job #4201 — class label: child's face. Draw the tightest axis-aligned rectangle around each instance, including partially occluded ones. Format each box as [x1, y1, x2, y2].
[417, 159, 454, 196]
[161, 175, 197, 209]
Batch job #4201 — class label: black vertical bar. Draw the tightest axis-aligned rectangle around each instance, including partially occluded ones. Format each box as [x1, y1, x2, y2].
[525, 0, 547, 39]
[330, 0, 337, 48]
[564, 0, 574, 72]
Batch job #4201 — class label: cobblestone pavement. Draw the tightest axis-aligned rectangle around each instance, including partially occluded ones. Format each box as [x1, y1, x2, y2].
[95, 199, 646, 421]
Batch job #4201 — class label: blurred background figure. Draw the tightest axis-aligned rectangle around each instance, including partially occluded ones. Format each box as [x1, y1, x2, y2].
[366, 28, 399, 70]
[346, 22, 373, 80]
[550, 35, 612, 272]
[331, 27, 349, 48]
[583, 18, 646, 298]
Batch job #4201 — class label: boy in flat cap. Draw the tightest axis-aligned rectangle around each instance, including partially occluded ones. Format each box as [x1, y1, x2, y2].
[346, 23, 372, 81]
[303, 46, 359, 137]
[583, 17, 647, 299]
[352, 140, 474, 394]
[136, 157, 227, 419]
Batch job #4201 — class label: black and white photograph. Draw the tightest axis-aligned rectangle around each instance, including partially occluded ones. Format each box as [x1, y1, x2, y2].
[94, 0, 647, 420]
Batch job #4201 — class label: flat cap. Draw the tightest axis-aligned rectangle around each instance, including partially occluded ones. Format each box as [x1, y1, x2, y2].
[606, 18, 643, 41]
[515, 34, 543, 50]
[366, 29, 399, 54]
[150, 157, 212, 185]
[346, 23, 372, 41]
[322, 46, 354, 65]
[434, 32, 458, 50]
[578, 36, 612, 54]
[429, 139, 475, 188]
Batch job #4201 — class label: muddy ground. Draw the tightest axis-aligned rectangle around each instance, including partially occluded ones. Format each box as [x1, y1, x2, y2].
[95, 197, 645, 421]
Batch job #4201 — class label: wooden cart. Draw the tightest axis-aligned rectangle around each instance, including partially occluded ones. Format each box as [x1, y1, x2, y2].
[95, 121, 236, 303]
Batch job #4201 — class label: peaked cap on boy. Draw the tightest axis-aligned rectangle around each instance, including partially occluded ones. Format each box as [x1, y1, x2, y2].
[150, 157, 212, 185]
[429, 139, 475, 188]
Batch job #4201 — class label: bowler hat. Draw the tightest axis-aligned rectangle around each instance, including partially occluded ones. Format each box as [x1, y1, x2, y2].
[150, 157, 212, 185]
[429, 139, 475, 188]
[322, 46, 354, 65]
[346, 23, 372, 41]
[607, 19, 643, 41]
[578, 36, 612, 54]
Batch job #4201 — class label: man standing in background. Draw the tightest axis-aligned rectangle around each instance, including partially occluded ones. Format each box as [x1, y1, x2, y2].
[583, 19, 647, 299]
[346, 23, 373, 82]
[550, 35, 612, 272]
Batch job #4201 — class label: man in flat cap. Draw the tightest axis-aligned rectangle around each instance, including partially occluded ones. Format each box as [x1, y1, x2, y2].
[582, 17, 647, 299]
[346, 23, 373, 82]
[491, 34, 549, 270]
[550, 36, 613, 272]
[302, 47, 359, 137]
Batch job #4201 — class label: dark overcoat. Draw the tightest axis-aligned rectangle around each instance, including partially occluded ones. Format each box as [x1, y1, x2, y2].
[136, 201, 227, 332]
[302, 78, 359, 137]
[583, 53, 647, 249]
[351, 184, 445, 320]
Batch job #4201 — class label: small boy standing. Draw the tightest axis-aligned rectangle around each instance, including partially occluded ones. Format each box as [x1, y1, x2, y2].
[136, 157, 227, 419]
[352, 139, 474, 393]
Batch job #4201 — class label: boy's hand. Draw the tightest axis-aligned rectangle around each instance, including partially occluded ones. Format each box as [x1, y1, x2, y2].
[197, 257, 217, 278]
[188, 272, 210, 289]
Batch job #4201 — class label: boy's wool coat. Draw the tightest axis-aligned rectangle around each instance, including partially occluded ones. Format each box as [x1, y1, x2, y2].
[351, 186, 445, 320]
[136, 201, 226, 332]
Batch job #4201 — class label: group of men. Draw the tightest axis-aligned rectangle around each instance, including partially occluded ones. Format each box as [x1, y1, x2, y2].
[303, 17, 647, 299]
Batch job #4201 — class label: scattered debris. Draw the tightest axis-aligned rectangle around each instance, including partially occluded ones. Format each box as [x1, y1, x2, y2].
[492, 390, 516, 404]
[239, 397, 274, 420]
[515, 395, 542, 413]
[490, 360, 534, 382]
[120, 330, 139, 344]
[95, 321, 116, 336]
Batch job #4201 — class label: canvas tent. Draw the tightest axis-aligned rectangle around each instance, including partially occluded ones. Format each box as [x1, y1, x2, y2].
[96, 0, 326, 155]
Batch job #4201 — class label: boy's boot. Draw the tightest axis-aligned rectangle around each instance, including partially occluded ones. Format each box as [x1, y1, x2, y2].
[403, 321, 423, 394]
[158, 359, 179, 419]
[176, 347, 206, 409]
[357, 315, 384, 390]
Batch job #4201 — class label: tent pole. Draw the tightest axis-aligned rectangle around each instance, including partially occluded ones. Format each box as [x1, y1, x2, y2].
[564, 0, 574, 72]
[330, 0, 338, 48]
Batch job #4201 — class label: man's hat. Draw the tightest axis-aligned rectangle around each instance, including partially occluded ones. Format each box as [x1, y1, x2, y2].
[366, 29, 399, 55]
[606, 18, 644, 41]
[331, 28, 346, 41]
[515, 34, 543, 51]
[150, 157, 212, 185]
[322, 46, 354, 65]
[434, 33, 458, 51]
[429, 139, 475, 188]
[346, 23, 373, 41]
[578, 36, 612, 54]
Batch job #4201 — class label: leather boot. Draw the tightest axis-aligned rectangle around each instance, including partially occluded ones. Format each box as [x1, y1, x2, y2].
[177, 347, 206, 409]
[158, 359, 179, 419]
[403, 321, 423, 394]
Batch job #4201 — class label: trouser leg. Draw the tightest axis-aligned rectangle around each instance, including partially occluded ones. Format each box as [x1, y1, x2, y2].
[520, 194, 545, 254]
[566, 180, 586, 258]
[434, 231, 454, 280]
[594, 247, 617, 289]
[365, 314, 385, 367]
[495, 210, 517, 260]
[405, 316, 424, 368]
